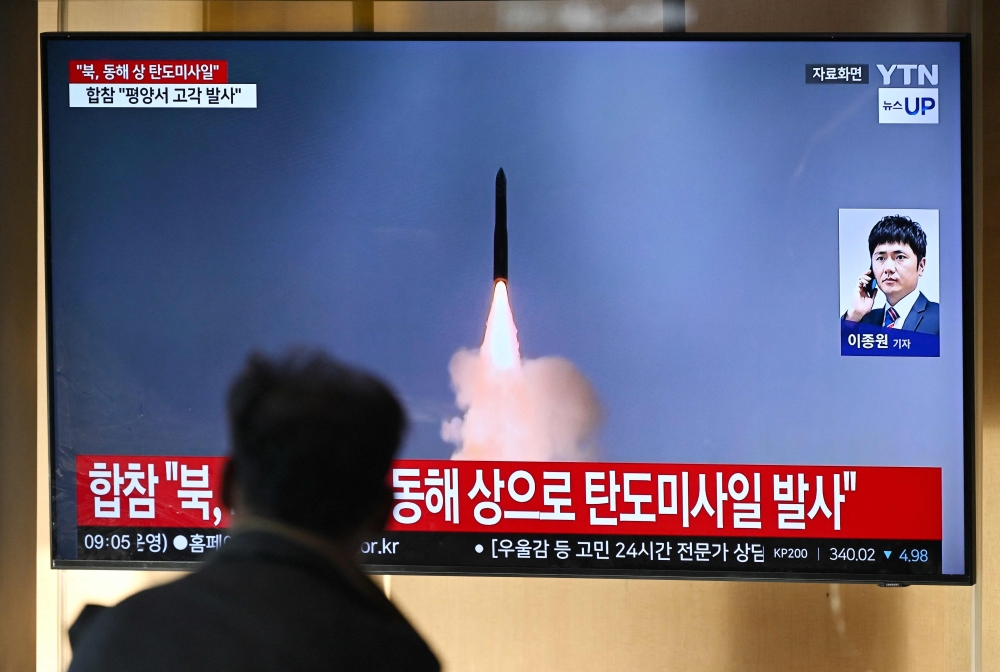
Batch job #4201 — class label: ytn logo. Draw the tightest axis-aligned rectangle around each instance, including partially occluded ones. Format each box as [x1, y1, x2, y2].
[876, 64, 938, 86]
[878, 88, 938, 124]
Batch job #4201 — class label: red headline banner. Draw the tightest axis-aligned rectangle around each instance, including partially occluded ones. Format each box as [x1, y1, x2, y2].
[76, 457, 941, 540]
[385, 460, 942, 540]
[69, 61, 228, 84]
[77, 456, 230, 528]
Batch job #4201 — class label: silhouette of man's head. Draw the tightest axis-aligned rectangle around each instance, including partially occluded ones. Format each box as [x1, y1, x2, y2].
[224, 351, 406, 540]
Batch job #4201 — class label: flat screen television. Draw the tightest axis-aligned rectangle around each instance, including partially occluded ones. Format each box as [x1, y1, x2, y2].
[43, 33, 973, 584]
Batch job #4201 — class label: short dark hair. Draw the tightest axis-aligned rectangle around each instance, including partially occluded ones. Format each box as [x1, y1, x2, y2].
[868, 215, 927, 262]
[227, 351, 406, 538]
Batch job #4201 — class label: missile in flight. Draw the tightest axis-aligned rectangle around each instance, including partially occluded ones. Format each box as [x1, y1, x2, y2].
[494, 168, 507, 283]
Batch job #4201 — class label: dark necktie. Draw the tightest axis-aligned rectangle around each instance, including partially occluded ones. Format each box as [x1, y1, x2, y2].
[884, 306, 900, 328]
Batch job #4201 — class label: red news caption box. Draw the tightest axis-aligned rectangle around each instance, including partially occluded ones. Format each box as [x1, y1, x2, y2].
[386, 460, 942, 540]
[69, 61, 228, 84]
[77, 456, 230, 528]
[77, 456, 941, 541]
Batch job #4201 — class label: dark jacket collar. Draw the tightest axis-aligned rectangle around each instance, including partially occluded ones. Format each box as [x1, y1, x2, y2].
[902, 291, 929, 330]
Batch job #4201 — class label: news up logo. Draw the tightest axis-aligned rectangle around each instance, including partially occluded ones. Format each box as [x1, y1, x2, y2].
[876, 63, 938, 124]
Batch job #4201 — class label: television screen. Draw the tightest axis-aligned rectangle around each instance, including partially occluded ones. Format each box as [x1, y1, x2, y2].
[43, 34, 973, 583]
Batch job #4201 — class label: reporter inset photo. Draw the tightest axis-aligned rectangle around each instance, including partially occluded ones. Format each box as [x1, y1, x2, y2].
[839, 209, 940, 357]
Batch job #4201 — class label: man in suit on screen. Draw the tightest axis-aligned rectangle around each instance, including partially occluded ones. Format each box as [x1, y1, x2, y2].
[843, 215, 940, 335]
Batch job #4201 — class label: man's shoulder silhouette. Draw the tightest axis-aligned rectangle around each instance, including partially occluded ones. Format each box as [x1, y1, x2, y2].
[70, 531, 439, 672]
[71, 352, 439, 672]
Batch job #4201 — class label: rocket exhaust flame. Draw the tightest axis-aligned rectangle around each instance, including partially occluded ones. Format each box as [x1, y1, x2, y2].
[442, 281, 602, 461]
[442, 169, 601, 461]
[483, 281, 520, 371]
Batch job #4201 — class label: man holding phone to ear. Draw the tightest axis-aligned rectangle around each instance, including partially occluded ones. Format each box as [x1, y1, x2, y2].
[843, 215, 940, 335]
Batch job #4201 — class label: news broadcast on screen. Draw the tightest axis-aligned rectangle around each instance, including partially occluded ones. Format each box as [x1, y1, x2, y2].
[43, 34, 973, 584]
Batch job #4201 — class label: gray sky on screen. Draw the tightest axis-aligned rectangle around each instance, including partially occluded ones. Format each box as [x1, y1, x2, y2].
[45, 39, 965, 569]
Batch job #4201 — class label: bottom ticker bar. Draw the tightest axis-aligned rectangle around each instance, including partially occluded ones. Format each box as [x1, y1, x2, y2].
[358, 532, 941, 575]
[77, 527, 232, 562]
[78, 527, 940, 575]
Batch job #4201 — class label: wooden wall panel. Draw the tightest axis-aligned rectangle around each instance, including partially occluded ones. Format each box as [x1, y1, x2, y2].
[203, 1, 352, 31]
[0, 0, 38, 670]
[374, 1, 664, 33]
[390, 577, 971, 671]
[977, 0, 999, 667]
[687, 0, 969, 33]
[36, 8, 60, 671]
[65, 1, 204, 31]
[375, 1, 501, 32]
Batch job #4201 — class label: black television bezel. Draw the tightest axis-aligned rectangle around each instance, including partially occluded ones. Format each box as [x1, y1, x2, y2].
[42, 32, 976, 585]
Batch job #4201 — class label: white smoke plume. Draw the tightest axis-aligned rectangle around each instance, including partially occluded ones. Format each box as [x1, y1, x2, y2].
[442, 281, 602, 461]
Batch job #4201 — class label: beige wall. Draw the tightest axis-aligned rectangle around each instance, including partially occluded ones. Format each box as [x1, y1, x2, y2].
[61, 1, 203, 31]
[976, 1, 999, 669]
[204, 2, 352, 31]
[687, 0, 970, 33]
[1, 1, 38, 670]
[389, 576, 971, 672]
[29, 2, 996, 671]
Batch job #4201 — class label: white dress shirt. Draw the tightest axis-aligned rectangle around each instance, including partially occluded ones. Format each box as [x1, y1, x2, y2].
[883, 289, 921, 329]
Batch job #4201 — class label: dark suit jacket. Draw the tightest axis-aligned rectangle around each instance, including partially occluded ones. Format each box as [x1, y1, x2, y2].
[857, 291, 940, 335]
[68, 531, 440, 672]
